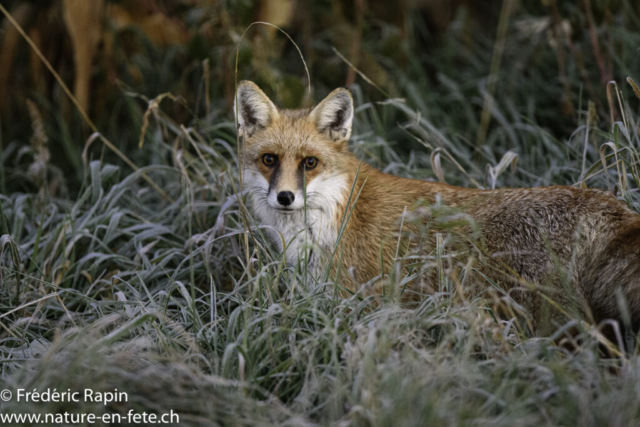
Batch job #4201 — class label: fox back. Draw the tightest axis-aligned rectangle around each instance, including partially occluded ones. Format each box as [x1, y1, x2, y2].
[235, 81, 640, 334]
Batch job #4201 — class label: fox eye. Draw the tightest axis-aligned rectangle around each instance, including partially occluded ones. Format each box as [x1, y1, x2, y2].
[261, 154, 277, 167]
[303, 157, 318, 169]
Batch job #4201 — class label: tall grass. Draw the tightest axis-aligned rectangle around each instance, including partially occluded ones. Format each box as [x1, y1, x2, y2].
[2, 5, 640, 426]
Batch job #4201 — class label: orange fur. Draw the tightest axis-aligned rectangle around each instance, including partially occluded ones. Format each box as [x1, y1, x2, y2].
[236, 81, 640, 333]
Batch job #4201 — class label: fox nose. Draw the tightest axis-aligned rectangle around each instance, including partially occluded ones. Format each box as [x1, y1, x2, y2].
[277, 191, 295, 206]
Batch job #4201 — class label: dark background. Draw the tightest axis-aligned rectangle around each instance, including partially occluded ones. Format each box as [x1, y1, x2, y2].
[1, 0, 639, 195]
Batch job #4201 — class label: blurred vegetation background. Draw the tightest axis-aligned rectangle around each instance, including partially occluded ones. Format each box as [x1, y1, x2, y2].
[3, 2, 640, 424]
[1, 0, 639, 196]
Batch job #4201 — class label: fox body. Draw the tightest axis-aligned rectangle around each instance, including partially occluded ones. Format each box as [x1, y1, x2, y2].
[236, 81, 640, 331]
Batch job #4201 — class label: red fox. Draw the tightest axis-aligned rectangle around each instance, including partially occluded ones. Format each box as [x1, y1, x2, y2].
[235, 80, 640, 334]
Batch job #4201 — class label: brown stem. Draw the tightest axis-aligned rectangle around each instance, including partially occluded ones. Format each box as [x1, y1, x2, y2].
[346, 0, 365, 87]
[563, 26, 606, 119]
[582, 0, 609, 85]
[548, 0, 574, 117]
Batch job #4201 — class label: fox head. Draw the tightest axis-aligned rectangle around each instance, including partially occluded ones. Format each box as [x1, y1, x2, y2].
[235, 81, 353, 214]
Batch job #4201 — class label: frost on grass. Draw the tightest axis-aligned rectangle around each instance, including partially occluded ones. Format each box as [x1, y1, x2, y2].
[2, 20, 640, 426]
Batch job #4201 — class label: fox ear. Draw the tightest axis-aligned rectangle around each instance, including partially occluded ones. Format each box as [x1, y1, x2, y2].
[311, 88, 354, 142]
[234, 81, 279, 137]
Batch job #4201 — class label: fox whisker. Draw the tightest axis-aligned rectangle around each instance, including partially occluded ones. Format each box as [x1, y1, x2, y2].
[237, 79, 640, 334]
